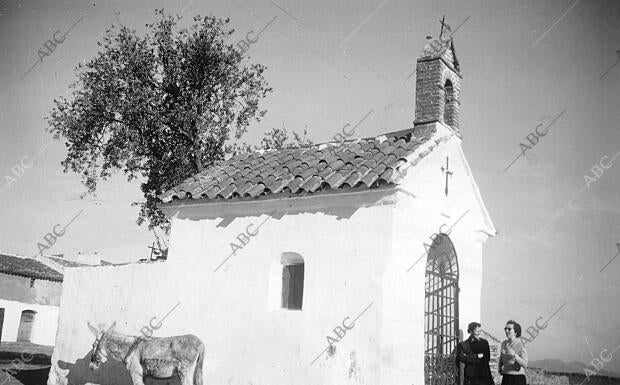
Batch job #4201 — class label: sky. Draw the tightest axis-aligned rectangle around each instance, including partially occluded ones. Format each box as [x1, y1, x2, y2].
[1, 0, 620, 374]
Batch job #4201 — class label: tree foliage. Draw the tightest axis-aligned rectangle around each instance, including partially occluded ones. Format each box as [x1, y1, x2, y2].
[47, 10, 272, 231]
[260, 124, 313, 150]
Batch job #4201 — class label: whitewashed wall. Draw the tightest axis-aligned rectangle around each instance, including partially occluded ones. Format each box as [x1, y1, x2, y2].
[0, 298, 59, 345]
[49, 199, 395, 385]
[377, 124, 494, 384]
[48, 124, 494, 385]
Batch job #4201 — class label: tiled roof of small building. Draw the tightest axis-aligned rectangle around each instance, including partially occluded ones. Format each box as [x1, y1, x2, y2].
[159, 127, 442, 203]
[0, 253, 63, 282]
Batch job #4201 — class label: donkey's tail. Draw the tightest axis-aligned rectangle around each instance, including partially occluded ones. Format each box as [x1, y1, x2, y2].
[194, 341, 205, 385]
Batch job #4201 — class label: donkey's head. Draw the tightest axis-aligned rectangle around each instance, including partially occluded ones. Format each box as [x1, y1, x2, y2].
[87, 321, 116, 370]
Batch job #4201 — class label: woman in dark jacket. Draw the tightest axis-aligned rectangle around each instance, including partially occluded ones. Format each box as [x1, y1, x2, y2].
[456, 322, 495, 385]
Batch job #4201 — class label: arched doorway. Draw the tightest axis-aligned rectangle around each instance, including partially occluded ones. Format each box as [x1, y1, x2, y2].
[424, 233, 459, 385]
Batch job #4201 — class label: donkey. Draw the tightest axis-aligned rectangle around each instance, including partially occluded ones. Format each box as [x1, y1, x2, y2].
[87, 322, 204, 385]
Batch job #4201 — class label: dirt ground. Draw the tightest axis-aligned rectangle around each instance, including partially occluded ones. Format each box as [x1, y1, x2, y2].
[0, 341, 52, 385]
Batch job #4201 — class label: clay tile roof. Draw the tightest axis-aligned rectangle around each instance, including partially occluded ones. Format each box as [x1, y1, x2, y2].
[245, 183, 266, 198]
[158, 127, 443, 203]
[360, 171, 379, 187]
[300, 175, 322, 192]
[324, 172, 347, 189]
[283, 177, 305, 194]
[233, 182, 254, 198]
[343, 171, 362, 188]
[0, 253, 63, 282]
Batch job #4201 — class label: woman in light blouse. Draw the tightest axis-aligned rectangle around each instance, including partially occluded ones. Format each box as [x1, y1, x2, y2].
[499, 320, 528, 385]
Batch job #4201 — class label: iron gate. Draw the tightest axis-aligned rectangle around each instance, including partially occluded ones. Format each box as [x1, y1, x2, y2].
[424, 233, 459, 385]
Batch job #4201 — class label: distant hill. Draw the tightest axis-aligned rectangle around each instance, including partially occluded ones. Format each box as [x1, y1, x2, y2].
[530, 359, 620, 379]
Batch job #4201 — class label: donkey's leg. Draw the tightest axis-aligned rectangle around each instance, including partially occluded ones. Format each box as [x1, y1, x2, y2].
[177, 368, 189, 385]
[127, 359, 146, 385]
[177, 363, 194, 385]
[177, 368, 187, 385]
[129, 371, 146, 385]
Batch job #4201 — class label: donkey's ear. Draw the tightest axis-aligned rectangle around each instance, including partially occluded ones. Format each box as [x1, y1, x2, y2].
[106, 321, 116, 333]
[87, 322, 99, 336]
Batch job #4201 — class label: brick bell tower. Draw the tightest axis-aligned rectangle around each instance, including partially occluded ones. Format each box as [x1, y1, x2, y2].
[413, 23, 462, 137]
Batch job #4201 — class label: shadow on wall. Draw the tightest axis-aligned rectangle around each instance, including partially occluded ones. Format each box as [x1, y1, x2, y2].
[172, 188, 397, 224]
[57, 353, 182, 385]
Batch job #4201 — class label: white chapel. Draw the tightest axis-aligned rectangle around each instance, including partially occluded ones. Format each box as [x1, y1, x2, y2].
[48, 31, 495, 385]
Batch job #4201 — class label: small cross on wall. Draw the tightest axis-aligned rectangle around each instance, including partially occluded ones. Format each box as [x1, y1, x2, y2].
[440, 157, 453, 196]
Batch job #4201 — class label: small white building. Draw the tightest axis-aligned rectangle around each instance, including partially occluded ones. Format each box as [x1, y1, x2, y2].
[48, 33, 495, 385]
[0, 253, 64, 346]
[0, 253, 114, 348]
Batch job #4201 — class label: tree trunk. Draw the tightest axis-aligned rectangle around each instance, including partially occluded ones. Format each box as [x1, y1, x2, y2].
[193, 134, 203, 172]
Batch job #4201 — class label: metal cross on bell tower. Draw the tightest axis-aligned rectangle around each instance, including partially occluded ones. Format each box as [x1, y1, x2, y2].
[440, 157, 453, 196]
[439, 15, 447, 38]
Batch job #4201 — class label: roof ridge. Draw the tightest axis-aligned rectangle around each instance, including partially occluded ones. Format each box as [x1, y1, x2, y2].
[0, 251, 41, 260]
[158, 127, 437, 204]
[223, 129, 413, 160]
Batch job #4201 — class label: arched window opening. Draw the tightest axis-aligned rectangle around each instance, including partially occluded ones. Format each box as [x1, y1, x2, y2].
[281, 252, 304, 310]
[17, 310, 36, 342]
[424, 234, 459, 385]
[443, 79, 454, 126]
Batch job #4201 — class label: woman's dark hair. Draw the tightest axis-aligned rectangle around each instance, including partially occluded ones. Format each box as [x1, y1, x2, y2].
[507, 320, 522, 337]
[468, 322, 481, 334]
